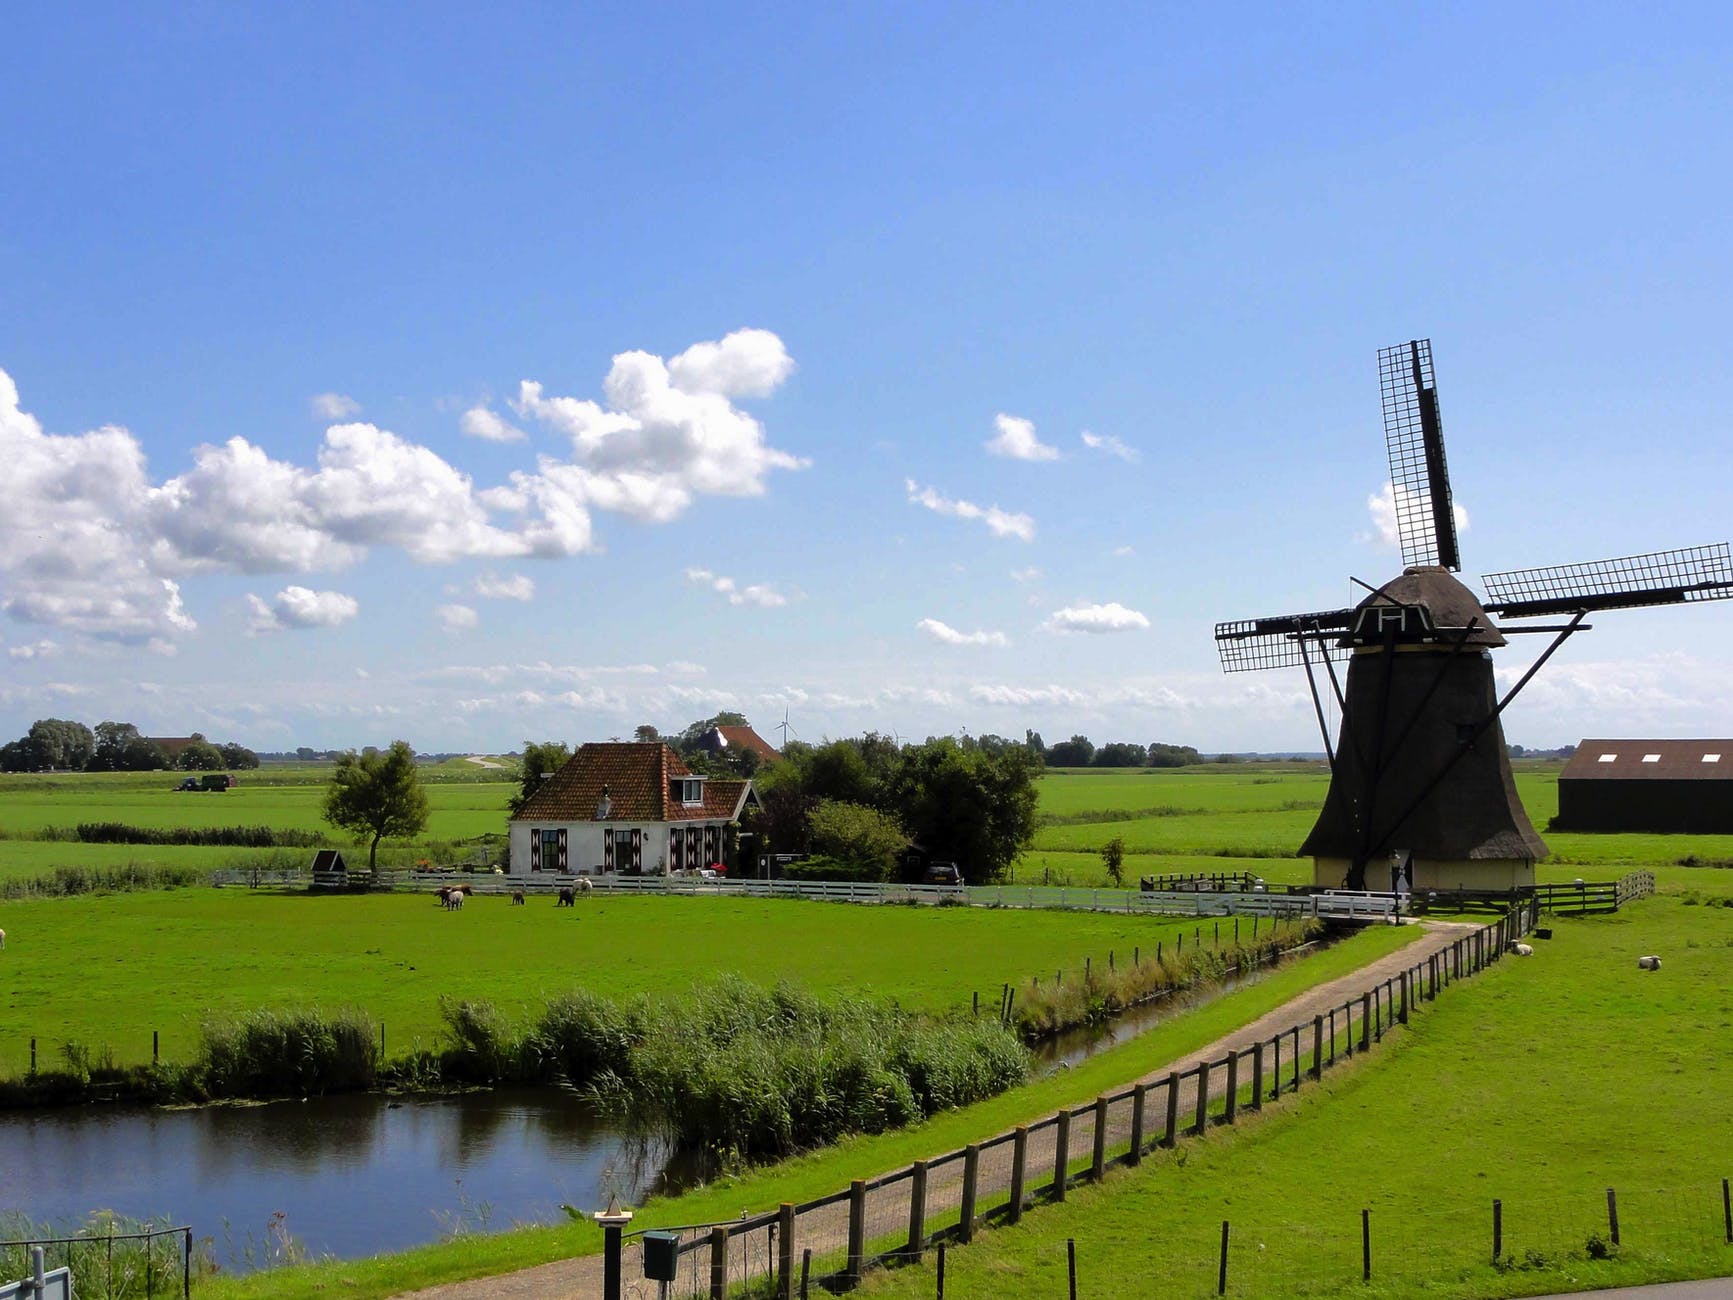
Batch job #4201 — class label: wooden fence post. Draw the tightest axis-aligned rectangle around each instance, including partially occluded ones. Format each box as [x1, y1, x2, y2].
[1009, 1128, 1028, 1223]
[1224, 1051, 1240, 1124]
[709, 1226, 728, 1300]
[1194, 1061, 1211, 1133]
[1091, 1096, 1108, 1180]
[1399, 970, 1410, 1025]
[959, 1145, 979, 1242]
[1053, 1110, 1071, 1200]
[1312, 1015, 1324, 1078]
[1129, 1083, 1146, 1164]
[1163, 1072, 1181, 1148]
[1607, 1187, 1620, 1246]
[778, 1203, 795, 1300]
[1361, 1208, 1371, 1282]
[907, 1161, 928, 1262]
[1492, 1198, 1502, 1262]
[1361, 992, 1372, 1050]
[847, 1181, 866, 1283]
[1251, 1041, 1264, 1111]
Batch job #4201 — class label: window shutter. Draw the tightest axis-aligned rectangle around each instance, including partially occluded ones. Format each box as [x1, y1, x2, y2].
[557, 829, 568, 873]
[669, 827, 681, 871]
[604, 834, 614, 871]
[530, 832, 541, 871]
[631, 829, 642, 871]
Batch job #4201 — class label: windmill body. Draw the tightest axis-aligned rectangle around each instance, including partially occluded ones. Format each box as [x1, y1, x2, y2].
[1216, 340, 1733, 894]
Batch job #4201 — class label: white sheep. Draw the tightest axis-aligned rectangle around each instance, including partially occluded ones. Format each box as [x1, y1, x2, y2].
[1510, 942, 1533, 957]
[1637, 955, 1662, 971]
[0, 926, 6, 950]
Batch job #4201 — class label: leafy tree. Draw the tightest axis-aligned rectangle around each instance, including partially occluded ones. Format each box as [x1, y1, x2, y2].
[88, 722, 167, 771]
[322, 740, 430, 873]
[1100, 835, 1126, 887]
[176, 734, 227, 770]
[1146, 742, 1203, 768]
[888, 738, 1040, 884]
[510, 740, 572, 814]
[806, 800, 910, 882]
[26, 719, 95, 771]
[219, 742, 261, 770]
[633, 724, 661, 743]
[1094, 742, 1146, 768]
[1045, 735, 1095, 768]
[0, 739, 39, 772]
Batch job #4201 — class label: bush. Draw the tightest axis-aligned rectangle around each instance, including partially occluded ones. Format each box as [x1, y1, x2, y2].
[0, 863, 203, 900]
[73, 822, 324, 848]
[198, 1007, 379, 1097]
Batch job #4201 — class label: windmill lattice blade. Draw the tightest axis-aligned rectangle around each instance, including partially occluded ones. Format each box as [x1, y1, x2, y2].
[1483, 543, 1733, 619]
[1380, 339, 1461, 571]
[1215, 609, 1357, 673]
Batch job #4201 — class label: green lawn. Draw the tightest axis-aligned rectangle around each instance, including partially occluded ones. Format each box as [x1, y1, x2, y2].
[861, 894, 1733, 1300]
[0, 891, 1251, 1077]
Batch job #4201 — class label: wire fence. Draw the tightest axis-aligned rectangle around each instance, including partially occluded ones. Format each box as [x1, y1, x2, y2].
[0, 1225, 192, 1300]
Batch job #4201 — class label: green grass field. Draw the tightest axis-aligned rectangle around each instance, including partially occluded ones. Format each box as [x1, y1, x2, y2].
[859, 893, 1733, 1299]
[0, 891, 1255, 1077]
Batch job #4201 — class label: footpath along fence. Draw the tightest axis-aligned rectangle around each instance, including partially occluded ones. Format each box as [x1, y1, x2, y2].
[605, 903, 1541, 1300]
[929, 1178, 1733, 1298]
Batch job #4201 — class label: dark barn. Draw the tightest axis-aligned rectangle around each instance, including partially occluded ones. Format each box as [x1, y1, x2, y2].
[1556, 739, 1733, 833]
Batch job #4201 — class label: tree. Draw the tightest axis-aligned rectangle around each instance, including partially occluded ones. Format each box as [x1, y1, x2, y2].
[322, 741, 430, 873]
[27, 719, 95, 771]
[176, 733, 226, 770]
[510, 740, 572, 814]
[1146, 742, 1203, 768]
[889, 738, 1040, 884]
[88, 721, 166, 771]
[0, 739, 38, 772]
[806, 800, 910, 881]
[1045, 735, 1095, 768]
[219, 742, 261, 770]
[1100, 835, 1126, 887]
[1094, 742, 1146, 768]
[633, 724, 661, 743]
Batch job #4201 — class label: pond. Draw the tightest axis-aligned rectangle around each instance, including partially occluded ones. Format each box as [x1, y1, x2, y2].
[2, 1089, 686, 1270]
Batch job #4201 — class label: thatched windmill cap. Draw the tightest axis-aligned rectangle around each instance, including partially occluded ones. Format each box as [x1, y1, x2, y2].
[1354, 566, 1507, 648]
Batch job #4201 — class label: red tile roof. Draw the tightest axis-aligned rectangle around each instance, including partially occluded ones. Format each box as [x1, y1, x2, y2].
[714, 724, 782, 762]
[512, 743, 755, 823]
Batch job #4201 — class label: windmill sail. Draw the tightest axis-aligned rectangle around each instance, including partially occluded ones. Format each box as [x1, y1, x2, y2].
[1215, 608, 1357, 673]
[1483, 543, 1733, 619]
[1381, 339, 1461, 572]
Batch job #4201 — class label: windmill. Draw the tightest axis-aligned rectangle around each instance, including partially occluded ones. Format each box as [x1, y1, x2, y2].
[1216, 340, 1733, 893]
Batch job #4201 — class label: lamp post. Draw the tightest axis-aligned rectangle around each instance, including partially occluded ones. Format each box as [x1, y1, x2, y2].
[595, 1195, 635, 1300]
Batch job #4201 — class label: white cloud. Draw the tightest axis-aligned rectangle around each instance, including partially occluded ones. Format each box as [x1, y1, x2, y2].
[472, 572, 536, 601]
[311, 393, 361, 420]
[1010, 567, 1043, 584]
[510, 328, 805, 525]
[917, 618, 1009, 647]
[246, 586, 361, 634]
[6, 639, 58, 660]
[437, 604, 480, 633]
[1368, 481, 1470, 551]
[985, 414, 1059, 462]
[1113, 545, 1135, 557]
[905, 480, 1035, 541]
[460, 406, 526, 442]
[1043, 601, 1151, 634]
[686, 567, 788, 608]
[1081, 430, 1139, 462]
[969, 683, 1093, 708]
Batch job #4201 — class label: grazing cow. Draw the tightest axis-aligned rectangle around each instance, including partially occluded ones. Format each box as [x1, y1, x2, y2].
[557, 887, 575, 907]
[511, 890, 525, 906]
[1637, 954, 1662, 971]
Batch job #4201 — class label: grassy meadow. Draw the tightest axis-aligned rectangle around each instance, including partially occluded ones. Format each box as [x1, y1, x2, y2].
[860, 892, 1733, 1300]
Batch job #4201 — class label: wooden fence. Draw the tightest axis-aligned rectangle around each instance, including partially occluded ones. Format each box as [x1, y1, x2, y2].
[617, 902, 1541, 1299]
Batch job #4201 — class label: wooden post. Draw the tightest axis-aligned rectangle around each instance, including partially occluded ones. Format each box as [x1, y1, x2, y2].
[153, 1030, 159, 1065]
[847, 1180, 866, 1283]
[1217, 1220, 1230, 1295]
[1361, 1208, 1371, 1282]
[1312, 1015, 1324, 1078]
[937, 1242, 946, 1300]
[1163, 1072, 1180, 1148]
[1194, 1061, 1211, 1133]
[1224, 1050, 1240, 1124]
[1251, 1041, 1264, 1111]
[959, 1145, 979, 1243]
[1361, 992, 1372, 1050]
[1053, 1110, 1071, 1200]
[1492, 1198, 1502, 1262]
[800, 1248, 811, 1300]
[972, 990, 979, 1016]
[1293, 1026, 1302, 1091]
[1091, 1096, 1108, 1180]
[778, 1204, 795, 1300]
[1722, 1177, 1731, 1243]
[1607, 1187, 1620, 1246]
[1129, 1083, 1146, 1164]
[1399, 970, 1410, 1025]
[907, 1160, 928, 1262]
[1134, 945, 1140, 966]
[1009, 1127, 1027, 1223]
[709, 1226, 728, 1300]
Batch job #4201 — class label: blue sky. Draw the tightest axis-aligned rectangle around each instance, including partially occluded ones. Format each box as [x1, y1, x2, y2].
[3, 3, 1732, 754]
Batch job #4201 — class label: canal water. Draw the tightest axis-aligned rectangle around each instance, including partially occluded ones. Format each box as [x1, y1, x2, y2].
[3, 939, 1325, 1269]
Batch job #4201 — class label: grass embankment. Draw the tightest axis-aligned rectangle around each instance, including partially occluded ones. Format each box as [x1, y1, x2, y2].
[0, 892, 1242, 1077]
[861, 895, 1733, 1300]
[197, 924, 1421, 1300]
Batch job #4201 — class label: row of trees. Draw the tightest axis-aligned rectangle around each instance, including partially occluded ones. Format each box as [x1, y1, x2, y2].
[0, 719, 259, 773]
[1032, 733, 1204, 769]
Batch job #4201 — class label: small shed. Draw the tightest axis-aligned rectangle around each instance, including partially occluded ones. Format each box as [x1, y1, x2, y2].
[1556, 739, 1733, 833]
[310, 849, 350, 873]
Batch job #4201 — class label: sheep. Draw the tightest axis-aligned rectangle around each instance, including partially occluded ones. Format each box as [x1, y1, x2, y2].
[1637, 954, 1662, 971]
[1510, 941, 1533, 957]
[577, 877, 593, 895]
[0, 926, 6, 950]
[557, 887, 575, 907]
[510, 890, 525, 906]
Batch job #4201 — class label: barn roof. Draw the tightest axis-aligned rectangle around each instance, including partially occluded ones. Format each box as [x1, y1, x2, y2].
[1561, 739, 1733, 781]
[700, 724, 783, 762]
[512, 743, 755, 823]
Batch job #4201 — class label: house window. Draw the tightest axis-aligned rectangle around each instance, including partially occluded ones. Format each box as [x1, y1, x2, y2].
[670, 777, 705, 805]
[538, 829, 560, 873]
[614, 829, 637, 872]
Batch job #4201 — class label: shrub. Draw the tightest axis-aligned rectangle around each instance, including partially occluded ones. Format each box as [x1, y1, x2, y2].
[198, 1007, 379, 1097]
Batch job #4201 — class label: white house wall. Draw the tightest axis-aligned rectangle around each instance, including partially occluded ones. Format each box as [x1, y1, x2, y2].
[509, 820, 729, 877]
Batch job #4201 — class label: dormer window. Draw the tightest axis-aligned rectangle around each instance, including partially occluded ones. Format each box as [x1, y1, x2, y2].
[671, 776, 706, 806]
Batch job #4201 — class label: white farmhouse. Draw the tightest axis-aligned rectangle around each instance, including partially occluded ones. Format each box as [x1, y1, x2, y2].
[508, 742, 758, 877]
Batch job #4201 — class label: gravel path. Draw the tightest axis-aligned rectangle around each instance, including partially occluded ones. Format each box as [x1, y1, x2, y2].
[393, 920, 1477, 1300]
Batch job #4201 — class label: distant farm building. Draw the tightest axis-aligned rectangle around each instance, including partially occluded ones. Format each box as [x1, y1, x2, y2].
[696, 723, 783, 764]
[1556, 740, 1733, 833]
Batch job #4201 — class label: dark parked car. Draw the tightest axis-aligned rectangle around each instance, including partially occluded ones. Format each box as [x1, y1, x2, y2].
[922, 861, 962, 885]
